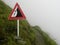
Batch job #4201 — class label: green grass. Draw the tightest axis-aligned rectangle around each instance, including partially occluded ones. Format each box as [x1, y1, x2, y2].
[0, 0, 57, 45]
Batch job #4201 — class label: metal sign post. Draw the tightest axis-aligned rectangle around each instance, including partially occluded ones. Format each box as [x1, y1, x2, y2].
[17, 20, 19, 37]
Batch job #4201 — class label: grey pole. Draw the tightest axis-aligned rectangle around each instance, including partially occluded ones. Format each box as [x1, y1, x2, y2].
[17, 20, 19, 37]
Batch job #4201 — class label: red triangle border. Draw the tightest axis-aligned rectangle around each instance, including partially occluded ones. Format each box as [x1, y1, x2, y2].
[8, 3, 26, 20]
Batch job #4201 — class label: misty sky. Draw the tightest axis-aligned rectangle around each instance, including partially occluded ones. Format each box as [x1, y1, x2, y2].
[2, 0, 60, 45]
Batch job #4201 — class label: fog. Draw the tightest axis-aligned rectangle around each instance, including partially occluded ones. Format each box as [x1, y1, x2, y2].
[2, 0, 60, 45]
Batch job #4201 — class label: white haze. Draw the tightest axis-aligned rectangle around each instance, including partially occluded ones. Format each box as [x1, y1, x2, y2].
[2, 0, 60, 45]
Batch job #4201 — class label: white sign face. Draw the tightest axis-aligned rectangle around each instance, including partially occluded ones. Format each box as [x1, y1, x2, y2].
[11, 6, 18, 17]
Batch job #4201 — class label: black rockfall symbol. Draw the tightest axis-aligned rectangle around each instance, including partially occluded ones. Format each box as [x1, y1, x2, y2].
[16, 8, 23, 17]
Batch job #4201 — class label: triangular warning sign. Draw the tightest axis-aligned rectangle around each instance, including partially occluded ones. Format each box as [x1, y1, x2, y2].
[8, 3, 26, 20]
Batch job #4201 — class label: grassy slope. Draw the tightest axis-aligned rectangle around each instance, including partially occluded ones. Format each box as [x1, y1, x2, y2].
[0, 0, 57, 45]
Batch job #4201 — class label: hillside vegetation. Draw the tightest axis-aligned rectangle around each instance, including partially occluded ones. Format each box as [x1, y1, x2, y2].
[0, 0, 57, 45]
